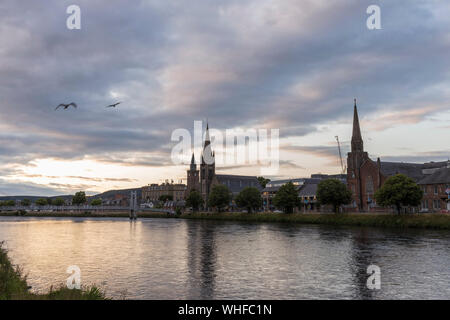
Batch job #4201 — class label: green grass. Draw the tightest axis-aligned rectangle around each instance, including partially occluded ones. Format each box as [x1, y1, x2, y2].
[0, 242, 107, 300]
[2, 210, 449, 230]
[179, 212, 450, 230]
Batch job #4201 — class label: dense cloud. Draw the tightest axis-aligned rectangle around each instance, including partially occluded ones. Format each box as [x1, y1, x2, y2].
[0, 0, 449, 194]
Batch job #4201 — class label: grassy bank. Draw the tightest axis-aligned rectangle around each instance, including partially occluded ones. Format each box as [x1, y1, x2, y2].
[0, 242, 106, 300]
[179, 212, 450, 230]
[2, 210, 450, 230]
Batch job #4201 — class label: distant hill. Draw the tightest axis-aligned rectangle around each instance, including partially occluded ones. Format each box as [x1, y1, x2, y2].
[91, 188, 142, 201]
[0, 195, 73, 201]
[0, 188, 142, 202]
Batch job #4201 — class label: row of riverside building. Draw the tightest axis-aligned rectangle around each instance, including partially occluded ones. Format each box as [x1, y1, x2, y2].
[141, 101, 450, 213]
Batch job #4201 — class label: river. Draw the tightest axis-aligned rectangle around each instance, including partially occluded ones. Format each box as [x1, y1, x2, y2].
[0, 216, 449, 299]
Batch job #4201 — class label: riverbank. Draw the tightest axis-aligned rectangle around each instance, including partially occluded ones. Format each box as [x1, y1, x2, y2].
[179, 212, 450, 230]
[0, 211, 171, 219]
[0, 243, 106, 300]
[1, 210, 449, 230]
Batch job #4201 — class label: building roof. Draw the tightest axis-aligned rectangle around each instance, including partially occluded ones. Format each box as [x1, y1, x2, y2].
[418, 167, 450, 185]
[215, 174, 262, 193]
[265, 178, 307, 188]
[298, 183, 318, 197]
[422, 161, 449, 169]
[262, 178, 323, 193]
[379, 161, 425, 181]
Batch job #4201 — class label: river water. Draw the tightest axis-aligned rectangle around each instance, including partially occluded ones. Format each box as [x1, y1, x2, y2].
[0, 216, 449, 299]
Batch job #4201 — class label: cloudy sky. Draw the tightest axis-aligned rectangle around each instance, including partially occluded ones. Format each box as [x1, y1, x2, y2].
[0, 0, 449, 196]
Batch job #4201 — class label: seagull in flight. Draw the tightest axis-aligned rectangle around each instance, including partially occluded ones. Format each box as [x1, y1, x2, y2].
[106, 102, 121, 108]
[55, 103, 77, 110]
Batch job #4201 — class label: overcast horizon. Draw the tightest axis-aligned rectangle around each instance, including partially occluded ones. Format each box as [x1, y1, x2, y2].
[1, 0, 449, 196]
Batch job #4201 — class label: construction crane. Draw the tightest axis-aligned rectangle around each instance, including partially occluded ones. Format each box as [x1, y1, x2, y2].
[335, 136, 346, 174]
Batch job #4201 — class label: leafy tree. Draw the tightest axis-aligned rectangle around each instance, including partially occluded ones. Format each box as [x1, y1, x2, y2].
[35, 198, 49, 206]
[158, 194, 173, 202]
[208, 185, 231, 212]
[273, 181, 300, 213]
[20, 199, 31, 206]
[317, 179, 352, 213]
[52, 197, 65, 206]
[257, 177, 270, 188]
[374, 174, 423, 214]
[235, 187, 262, 213]
[185, 190, 203, 212]
[90, 199, 102, 206]
[72, 192, 87, 205]
[2, 200, 16, 207]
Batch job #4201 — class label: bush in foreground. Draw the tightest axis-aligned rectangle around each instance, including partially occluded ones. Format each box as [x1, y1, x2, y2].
[0, 242, 106, 300]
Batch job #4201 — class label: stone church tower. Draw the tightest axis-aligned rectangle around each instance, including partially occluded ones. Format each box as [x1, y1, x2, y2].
[347, 99, 369, 211]
[186, 153, 200, 195]
[186, 123, 215, 206]
[200, 123, 215, 204]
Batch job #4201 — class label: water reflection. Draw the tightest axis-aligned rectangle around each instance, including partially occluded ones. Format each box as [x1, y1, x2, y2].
[349, 229, 376, 300]
[0, 217, 449, 299]
[186, 221, 217, 299]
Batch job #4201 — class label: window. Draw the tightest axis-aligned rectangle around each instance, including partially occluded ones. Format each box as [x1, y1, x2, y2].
[366, 176, 374, 194]
[434, 185, 438, 195]
[432, 200, 440, 209]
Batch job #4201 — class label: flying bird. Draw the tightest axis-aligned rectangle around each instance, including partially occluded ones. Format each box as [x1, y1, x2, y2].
[55, 103, 77, 110]
[106, 102, 121, 108]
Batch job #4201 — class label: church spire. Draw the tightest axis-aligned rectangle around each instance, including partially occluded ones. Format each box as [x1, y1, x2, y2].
[204, 121, 210, 148]
[201, 120, 214, 165]
[190, 153, 196, 170]
[351, 99, 364, 152]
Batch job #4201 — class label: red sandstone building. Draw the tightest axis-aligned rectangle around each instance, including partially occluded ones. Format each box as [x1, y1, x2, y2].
[347, 100, 449, 212]
[186, 123, 261, 208]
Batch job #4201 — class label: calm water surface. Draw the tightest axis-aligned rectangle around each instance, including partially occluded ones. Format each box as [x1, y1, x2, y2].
[0, 216, 449, 299]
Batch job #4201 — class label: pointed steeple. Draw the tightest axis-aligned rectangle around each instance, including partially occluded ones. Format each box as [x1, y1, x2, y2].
[201, 120, 214, 165]
[204, 121, 210, 148]
[351, 99, 364, 152]
[190, 153, 196, 170]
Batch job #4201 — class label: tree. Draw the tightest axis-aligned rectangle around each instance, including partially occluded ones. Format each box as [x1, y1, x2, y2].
[72, 191, 87, 205]
[374, 174, 423, 214]
[235, 187, 262, 213]
[2, 200, 16, 207]
[257, 177, 271, 188]
[20, 199, 31, 206]
[90, 199, 102, 206]
[158, 194, 173, 202]
[35, 198, 48, 206]
[208, 185, 231, 212]
[273, 181, 300, 213]
[52, 197, 65, 206]
[185, 190, 203, 212]
[317, 179, 352, 213]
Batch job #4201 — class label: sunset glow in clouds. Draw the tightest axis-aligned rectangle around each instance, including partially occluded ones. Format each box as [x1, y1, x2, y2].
[0, 0, 449, 196]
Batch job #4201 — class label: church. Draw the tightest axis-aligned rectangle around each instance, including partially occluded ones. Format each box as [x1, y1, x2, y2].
[186, 123, 261, 207]
[347, 100, 449, 212]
